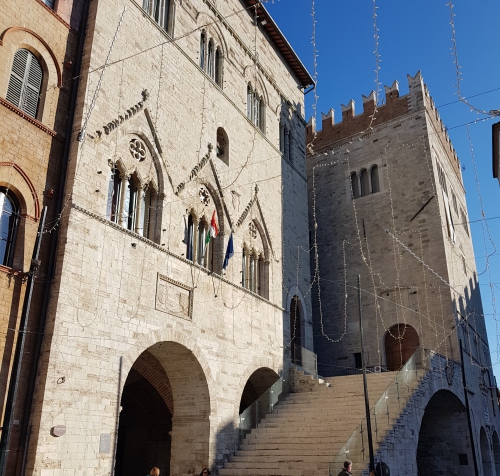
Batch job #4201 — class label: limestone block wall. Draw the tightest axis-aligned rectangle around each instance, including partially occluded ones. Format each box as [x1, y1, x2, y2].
[25, 0, 312, 474]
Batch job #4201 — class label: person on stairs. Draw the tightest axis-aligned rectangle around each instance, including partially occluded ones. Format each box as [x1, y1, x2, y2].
[338, 459, 352, 476]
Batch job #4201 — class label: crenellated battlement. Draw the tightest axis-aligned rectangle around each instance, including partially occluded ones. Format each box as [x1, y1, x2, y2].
[306, 71, 461, 179]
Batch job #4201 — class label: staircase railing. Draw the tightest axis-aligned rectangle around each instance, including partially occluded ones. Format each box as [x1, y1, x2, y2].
[328, 348, 423, 476]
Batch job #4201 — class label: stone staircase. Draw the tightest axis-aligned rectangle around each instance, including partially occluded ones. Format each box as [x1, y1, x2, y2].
[219, 369, 421, 476]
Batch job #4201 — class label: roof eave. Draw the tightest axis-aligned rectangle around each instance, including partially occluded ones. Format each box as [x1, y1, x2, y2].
[244, 0, 314, 88]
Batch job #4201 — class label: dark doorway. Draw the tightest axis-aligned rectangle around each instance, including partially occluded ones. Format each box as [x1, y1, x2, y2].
[385, 324, 419, 371]
[290, 295, 302, 365]
[417, 390, 472, 476]
[115, 368, 172, 476]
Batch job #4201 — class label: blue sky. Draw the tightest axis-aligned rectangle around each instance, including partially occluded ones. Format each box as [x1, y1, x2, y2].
[265, 0, 500, 381]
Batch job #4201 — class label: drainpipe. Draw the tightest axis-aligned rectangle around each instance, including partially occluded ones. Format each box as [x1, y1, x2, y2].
[16, 1, 91, 474]
[0, 207, 47, 476]
[460, 339, 479, 476]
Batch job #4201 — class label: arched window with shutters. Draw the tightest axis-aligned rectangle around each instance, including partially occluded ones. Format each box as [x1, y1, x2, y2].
[6, 49, 43, 119]
[0, 188, 20, 268]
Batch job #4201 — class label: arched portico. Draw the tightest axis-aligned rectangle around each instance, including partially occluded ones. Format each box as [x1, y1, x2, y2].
[480, 427, 494, 476]
[492, 431, 500, 476]
[116, 341, 211, 476]
[417, 389, 472, 476]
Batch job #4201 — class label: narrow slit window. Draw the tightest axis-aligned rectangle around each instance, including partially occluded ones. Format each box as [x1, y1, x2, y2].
[371, 165, 380, 193]
[360, 169, 370, 197]
[186, 214, 194, 261]
[351, 172, 360, 199]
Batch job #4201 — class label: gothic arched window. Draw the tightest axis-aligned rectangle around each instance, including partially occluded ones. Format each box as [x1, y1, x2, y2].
[6, 49, 43, 119]
[246, 84, 265, 133]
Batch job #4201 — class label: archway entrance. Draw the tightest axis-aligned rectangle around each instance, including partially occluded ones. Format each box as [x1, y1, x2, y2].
[115, 342, 210, 476]
[385, 324, 419, 371]
[480, 427, 494, 476]
[290, 296, 302, 366]
[492, 431, 500, 476]
[417, 390, 472, 476]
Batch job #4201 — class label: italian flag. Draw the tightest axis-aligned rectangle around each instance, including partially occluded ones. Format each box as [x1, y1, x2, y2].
[205, 210, 219, 244]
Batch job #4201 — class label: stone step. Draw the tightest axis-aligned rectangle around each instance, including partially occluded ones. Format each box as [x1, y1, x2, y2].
[222, 368, 423, 476]
[218, 468, 305, 476]
[240, 442, 350, 451]
[224, 461, 329, 470]
[231, 454, 334, 463]
[236, 446, 333, 458]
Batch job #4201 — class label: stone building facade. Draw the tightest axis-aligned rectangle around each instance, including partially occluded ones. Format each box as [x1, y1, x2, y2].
[0, 0, 85, 473]
[22, 1, 313, 475]
[307, 72, 500, 474]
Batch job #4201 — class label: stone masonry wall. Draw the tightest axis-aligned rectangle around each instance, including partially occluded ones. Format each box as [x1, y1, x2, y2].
[26, 0, 312, 475]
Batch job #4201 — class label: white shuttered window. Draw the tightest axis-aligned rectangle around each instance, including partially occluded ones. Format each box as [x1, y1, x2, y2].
[6, 49, 43, 119]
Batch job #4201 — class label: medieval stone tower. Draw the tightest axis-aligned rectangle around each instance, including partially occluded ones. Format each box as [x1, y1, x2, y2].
[306, 72, 500, 474]
[19, 1, 313, 475]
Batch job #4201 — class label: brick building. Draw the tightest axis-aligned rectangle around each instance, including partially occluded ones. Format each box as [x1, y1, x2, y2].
[20, 1, 313, 475]
[306, 72, 500, 474]
[0, 0, 86, 473]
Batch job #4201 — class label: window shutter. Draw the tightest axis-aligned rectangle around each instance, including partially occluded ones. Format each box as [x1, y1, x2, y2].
[6, 49, 29, 109]
[24, 55, 43, 118]
[6, 49, 42, 118]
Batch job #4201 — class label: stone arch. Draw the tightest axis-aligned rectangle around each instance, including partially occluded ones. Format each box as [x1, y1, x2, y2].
[417, 389, 472, 476]
[481, 427, 494, 476]
[239, 366, 280, 414]
[122, 327, 216, 415]
[384, 323, 419, 371]
[251, 218, 269, 262]
[0, 27, 62, 124]
[243, 70, 270, 111]
[118, 334, 215, 476]
[0, 27, 62, 86]
[120, 126, 166, 196]
[0, 162, 40, 220]
[195, 13, 229, 57]
[492, 431, 500, 476]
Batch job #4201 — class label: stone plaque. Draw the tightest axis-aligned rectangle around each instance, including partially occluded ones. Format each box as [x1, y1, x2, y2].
[99, 433, 111, 453]
[156, 274, 193, 320]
